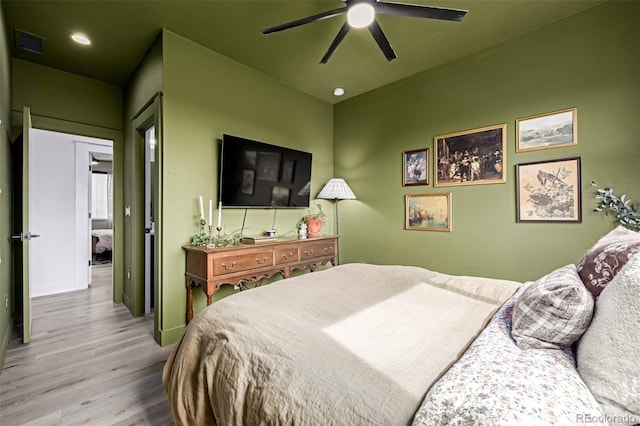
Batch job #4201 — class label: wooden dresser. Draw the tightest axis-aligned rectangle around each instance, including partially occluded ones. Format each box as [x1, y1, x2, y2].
[183, 235, 338, 322]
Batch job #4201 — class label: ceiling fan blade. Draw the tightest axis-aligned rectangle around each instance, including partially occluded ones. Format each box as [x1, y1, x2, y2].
[375, 2, 467, 22]
[320, 22, 351, 64]
[263, 7, 347, 34]
[368, 20, 397, 61]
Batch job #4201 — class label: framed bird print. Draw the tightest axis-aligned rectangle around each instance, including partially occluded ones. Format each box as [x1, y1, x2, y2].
[516, 157, 581, 223]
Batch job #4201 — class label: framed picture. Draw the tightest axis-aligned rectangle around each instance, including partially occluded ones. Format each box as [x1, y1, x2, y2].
[271, 186, 290, 207]
[241, 169, 255, 195]
[516, 157, 581, 223]
[516, 108, 577, 152]
[281, 159, 295, 183]
[405, 193, 452, 231]
[256, 152, 281, 182]
[434, 124, 506, 187]
[244, 150, 257, 166]
[402, 148, 429, 186]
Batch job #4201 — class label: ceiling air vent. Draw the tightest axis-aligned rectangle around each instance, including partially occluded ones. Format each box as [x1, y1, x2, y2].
[15, 29, 44, 54]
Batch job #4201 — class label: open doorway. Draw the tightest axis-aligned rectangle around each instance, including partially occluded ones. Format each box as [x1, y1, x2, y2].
[89, 152, 114, 289]
[29, 129, 113, 297]
[144, 125, 155, 314]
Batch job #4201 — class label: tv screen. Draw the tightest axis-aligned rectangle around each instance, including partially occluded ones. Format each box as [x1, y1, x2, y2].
[219, 134, 312, 208]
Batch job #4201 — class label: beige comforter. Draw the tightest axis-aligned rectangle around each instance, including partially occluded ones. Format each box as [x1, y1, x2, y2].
[163, 263, 520, 425]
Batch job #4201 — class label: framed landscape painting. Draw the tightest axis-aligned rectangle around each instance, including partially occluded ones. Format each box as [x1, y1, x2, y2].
[516, 108, 577, 152]
[434, 124, 506, 187]
[405, 193, 452, 231]
[516, 157, 581, 223]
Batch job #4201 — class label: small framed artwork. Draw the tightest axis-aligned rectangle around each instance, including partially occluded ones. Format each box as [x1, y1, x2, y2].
[270, 186, 290, 207]
[516, 108, 577, 152]
[244, 150, 257, 166]
[241, 169, 255, 195]
[403, 149, 429, 186]
[256, 152, 281, 181]
[516, 157, 581, 223]
[434, 124, 506, 187]
[281, 159, 295, 183]
[405, 193, 452, 232]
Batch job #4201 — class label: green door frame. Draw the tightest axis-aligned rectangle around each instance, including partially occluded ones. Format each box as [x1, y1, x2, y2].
[123, 94, 163, 343]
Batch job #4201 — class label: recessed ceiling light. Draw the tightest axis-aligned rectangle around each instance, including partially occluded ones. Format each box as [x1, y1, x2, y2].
[333, 87, 345, 96]
[71, 33, 91, 45]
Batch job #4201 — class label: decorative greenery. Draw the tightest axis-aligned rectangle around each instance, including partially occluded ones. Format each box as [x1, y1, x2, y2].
[305, 202, 326, 224]
[190, 219, 209, 246]
[592, 182, 640, 232]
[189, 218, 242, 247]
[190, 231, 210, 247]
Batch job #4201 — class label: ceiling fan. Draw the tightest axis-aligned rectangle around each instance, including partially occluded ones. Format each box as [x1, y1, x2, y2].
[262, 0, 468, 64]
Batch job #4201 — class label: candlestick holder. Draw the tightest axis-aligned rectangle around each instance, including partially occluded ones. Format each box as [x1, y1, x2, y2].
[189, 218, 210, 247]
[206, 225, 215, 248]
[215, 226, 223, 247]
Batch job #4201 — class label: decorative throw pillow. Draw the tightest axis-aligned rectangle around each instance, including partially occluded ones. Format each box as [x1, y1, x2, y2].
[576, 226, 640, 297]
[577, 252, 640, 424]
[512, 264, 594, 350]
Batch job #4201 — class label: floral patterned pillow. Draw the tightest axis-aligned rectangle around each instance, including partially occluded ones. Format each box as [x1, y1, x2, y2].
[576, 226, 640, 297]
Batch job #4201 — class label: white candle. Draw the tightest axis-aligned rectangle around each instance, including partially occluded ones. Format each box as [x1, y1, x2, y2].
[199, 196, 204, 220]
[217, 201, 222, 228]
[208, 199, 213, 225]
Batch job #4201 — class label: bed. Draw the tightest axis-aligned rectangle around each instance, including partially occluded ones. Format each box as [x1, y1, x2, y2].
[91, 229, 112, 259]
[163, 226, 640, 425]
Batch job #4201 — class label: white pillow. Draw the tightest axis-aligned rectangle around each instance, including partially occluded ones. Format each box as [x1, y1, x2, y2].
[577, 251, 640, 425]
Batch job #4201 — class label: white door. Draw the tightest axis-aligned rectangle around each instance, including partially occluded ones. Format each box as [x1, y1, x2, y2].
[16, 107, 34, 343]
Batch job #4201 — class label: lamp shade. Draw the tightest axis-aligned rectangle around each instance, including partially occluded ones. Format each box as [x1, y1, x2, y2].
[317, 178, 356, 200]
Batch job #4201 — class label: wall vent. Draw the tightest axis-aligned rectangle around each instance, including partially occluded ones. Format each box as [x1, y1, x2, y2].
[15, 29, 44, 54]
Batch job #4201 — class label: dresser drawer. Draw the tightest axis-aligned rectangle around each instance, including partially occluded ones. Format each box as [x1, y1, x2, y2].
[212, 249, 274, 275]
[274, 244, 300, 265]
[301, 240, 335, 260]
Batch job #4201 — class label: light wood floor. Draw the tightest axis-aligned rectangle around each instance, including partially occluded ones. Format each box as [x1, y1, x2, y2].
[0, 264, 176, 425]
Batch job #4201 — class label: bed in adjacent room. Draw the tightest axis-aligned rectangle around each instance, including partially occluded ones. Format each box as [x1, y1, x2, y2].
[91, 229, 112, 262]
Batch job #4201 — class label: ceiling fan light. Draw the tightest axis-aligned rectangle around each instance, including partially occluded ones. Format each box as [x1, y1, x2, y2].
[347, 3, 375, 28]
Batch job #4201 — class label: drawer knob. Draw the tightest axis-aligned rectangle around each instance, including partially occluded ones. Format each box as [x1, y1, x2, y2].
[304, 249, 314, 256]
[222, 261, 237, 271]
[282, 252, 294, 260]
[256, 257, 268, 264]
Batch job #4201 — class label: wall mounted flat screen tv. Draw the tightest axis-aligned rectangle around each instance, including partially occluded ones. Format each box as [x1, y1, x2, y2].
[219, 134, 312, 208]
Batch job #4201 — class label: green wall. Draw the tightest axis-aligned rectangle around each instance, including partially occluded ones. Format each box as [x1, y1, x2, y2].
[159, 30, 334, 344]
[11, 59, 122, 131]
[3, 1, 637, 356]
[122, 35, 163, 323]
[0, 2, 13, 372]
[334, 0, 640, 283]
